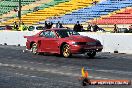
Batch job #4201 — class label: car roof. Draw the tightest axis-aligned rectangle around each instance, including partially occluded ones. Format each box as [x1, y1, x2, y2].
[45, 28, 70, 31]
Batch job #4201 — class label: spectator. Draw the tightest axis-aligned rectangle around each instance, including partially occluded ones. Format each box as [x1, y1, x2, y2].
[92, 23, 99, 32]
[45, 21, 53, 29]
[33, 7, 39, 12]
[73, 21, 82, 32]
[87, 22, 92, 32]
[44, 21, 48, 29]
[13, 21, 18, 31]
[48, 22, 53, 29]
[56, 21, 63, 28]
[129, 25, 132, 33]
[14, 8, 18, 12]
[92, 1, 98, 5]
[18, 22, 28, 31]
[80, 24, 84, 32]
[113, 24, 118, 33]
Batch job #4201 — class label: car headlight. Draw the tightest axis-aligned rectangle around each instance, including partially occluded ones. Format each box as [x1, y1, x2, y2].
[71, 42, 79, 45]
[72, 42, 86, 45]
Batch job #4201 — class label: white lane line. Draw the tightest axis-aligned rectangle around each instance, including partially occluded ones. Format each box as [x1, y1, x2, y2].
[30, 76, 37, 78]
[0, 63, 2, 65]
[7, 57, 12, 59]
[30, 62, 34, 64]
[45, 63, 57, 66]
[18, 66, 22, 68]
[15, 73, 19, 75]
[61, 66, 67, 68]
[10, 64, 15, 68]
[13, 72, 81, 86]
[19, 74, 24, 76]
[36, 68, 108, 79]
[23, 67, 28, 69]
[37, 63, 43, 64]
[24, 75, 29, 77]
[83, 67, 132, 76]
[23, 61, 28, 63]
[3, 64, 9, 66]
[0, 62, 119, 80]
[30, 68, 35, 70]
[93, 69, 132, 75]
[45, 63, 51, 65]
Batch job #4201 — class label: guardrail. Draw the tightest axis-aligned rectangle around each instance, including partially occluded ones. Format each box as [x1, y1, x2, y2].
[0, 31, 132, 54]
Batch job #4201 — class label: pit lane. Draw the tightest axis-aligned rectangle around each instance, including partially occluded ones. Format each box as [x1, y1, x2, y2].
[0, 45, 132, 88]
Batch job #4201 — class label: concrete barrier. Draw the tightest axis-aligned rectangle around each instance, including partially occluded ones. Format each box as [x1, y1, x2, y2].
[79, 32, 132, 54]
[0, 31, 37, 46]
[0, 31, 132, 54]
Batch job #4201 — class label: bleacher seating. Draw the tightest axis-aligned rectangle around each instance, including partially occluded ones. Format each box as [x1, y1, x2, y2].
[46, 0, 132, 24]
[1, 0, 52, 22]
[2, 0, 96, 25]
[12, 0, 70, 18]
[0, 0, 36, 16]
[1, 0, 132, 26]
[91, 7, 132, 24]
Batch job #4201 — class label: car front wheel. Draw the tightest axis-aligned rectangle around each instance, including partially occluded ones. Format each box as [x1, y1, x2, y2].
[31, 43, 38, 55]
[62, 44, 71, 58]
[87, 52, 96, 58]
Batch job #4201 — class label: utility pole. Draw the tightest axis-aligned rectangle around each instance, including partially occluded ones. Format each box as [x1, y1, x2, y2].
[18, 0, 21, 27]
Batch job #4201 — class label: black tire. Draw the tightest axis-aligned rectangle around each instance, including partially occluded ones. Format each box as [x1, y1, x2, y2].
[62, 44, 71, 58]
[87, 52, 96, 58]
[31, 43, 38, 55]
[55, 54, 62, 57]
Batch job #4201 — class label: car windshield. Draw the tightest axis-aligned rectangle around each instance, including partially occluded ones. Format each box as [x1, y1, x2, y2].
[55, 29, 80, 38]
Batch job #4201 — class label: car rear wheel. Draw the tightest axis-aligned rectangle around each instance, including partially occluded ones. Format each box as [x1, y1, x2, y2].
[31, 43, 38, 55]
[62, 44, 71, 58]
[87, 52, 96, 58]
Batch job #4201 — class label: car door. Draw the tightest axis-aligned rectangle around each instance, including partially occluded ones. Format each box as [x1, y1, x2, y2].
[39, 30, 59, 53]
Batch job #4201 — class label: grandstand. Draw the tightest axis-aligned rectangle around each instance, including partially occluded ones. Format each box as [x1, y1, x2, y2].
[0, 0, 36, 15]
[91, 7, 132, 24]
[1, 0, 99, 25]
[1, 0, 52, 19]
[46, 0, 132, 30]
[0, 0, 132, 31]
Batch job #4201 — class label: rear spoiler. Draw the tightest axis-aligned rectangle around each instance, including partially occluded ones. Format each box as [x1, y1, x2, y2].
[24, 36, 29, 38]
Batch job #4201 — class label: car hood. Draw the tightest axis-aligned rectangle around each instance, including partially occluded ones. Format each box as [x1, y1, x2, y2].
[66, 35, 96, 42]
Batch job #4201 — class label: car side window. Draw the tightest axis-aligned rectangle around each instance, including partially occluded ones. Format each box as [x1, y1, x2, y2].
[44, 31, 50, 38]
[49, 31, 56, 38]
[39, 31, 45, 37]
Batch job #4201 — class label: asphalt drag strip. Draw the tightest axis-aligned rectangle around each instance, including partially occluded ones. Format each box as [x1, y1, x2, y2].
[0, 45, 132, 88]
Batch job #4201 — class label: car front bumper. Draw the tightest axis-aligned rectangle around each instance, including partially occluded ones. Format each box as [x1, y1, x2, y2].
[70, 45, 103, 54]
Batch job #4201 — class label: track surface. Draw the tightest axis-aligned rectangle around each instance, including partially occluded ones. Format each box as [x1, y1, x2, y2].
[0, 45, 132, 88]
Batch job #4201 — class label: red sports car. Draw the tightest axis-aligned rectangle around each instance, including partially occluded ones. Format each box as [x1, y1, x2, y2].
[24, 28, 103, 58]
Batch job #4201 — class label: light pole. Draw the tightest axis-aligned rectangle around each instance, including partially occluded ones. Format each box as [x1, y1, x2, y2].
[18, 0, 21, 27]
